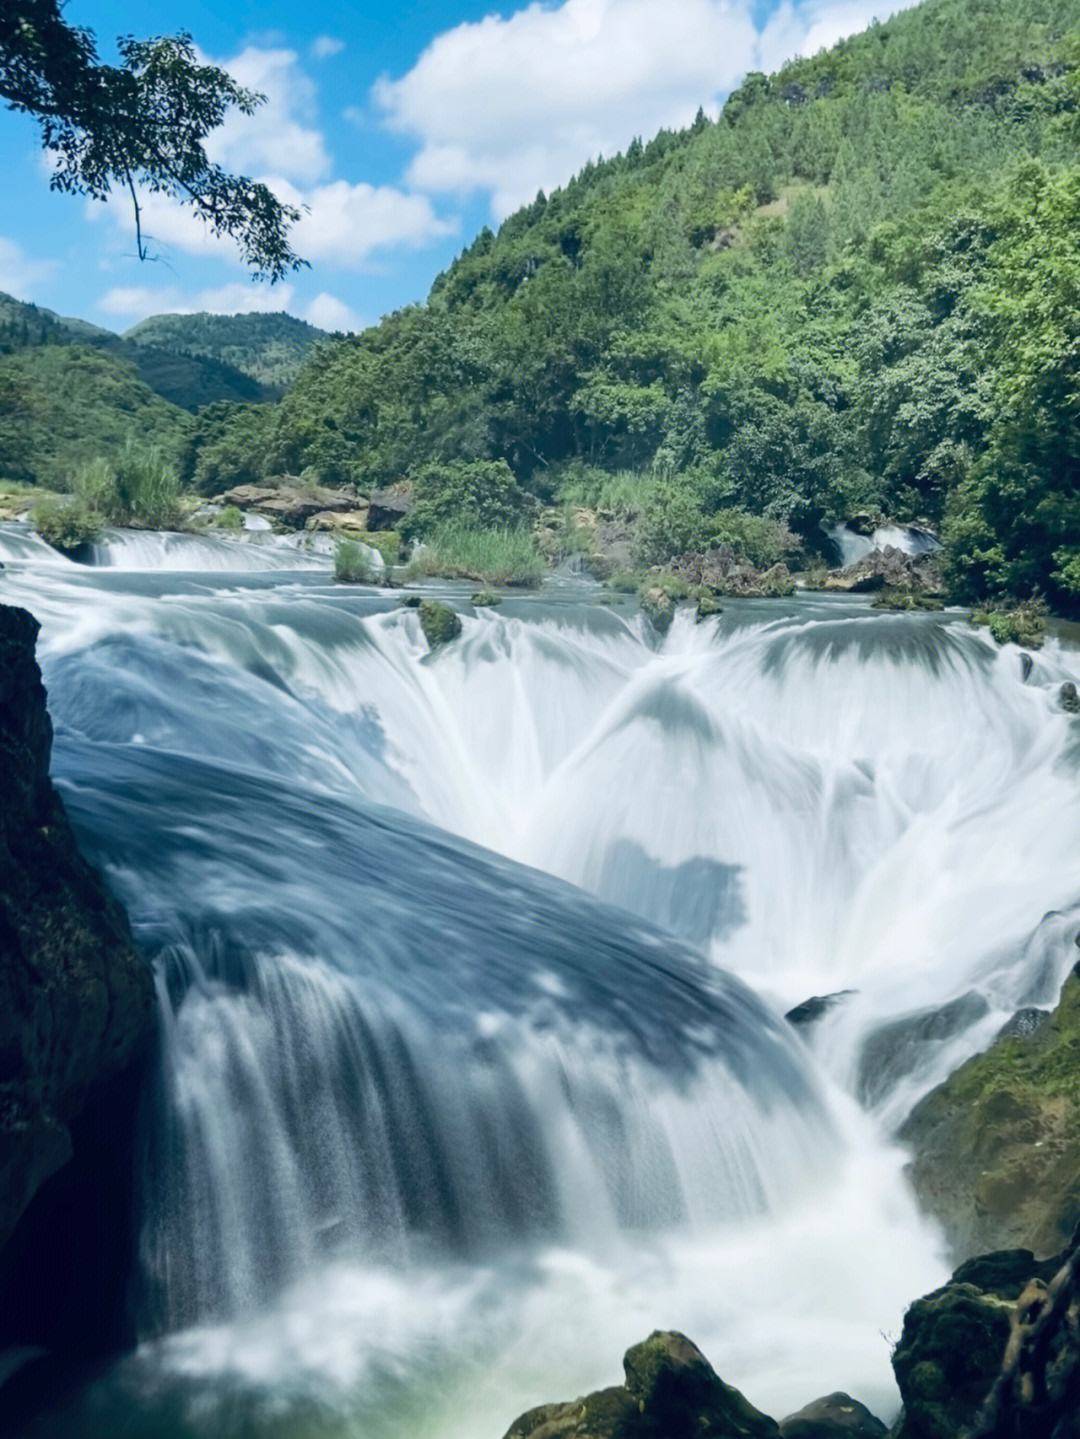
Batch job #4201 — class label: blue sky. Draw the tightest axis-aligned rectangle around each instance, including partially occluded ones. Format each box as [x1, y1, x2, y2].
[0, 0, 910, 334]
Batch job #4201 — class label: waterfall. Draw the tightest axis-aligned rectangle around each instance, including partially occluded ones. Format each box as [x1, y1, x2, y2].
[3, 529, 1078, 1437]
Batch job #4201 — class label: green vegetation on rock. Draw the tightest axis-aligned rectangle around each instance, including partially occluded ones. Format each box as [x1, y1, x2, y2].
[901, 964, 1080, 1261]
[405, 524, 545, 586]
[417, 600, 462, 651]
[333, 539, 376, 584]
[31, 495, 100, 553]
[971, 600, 1048, 648]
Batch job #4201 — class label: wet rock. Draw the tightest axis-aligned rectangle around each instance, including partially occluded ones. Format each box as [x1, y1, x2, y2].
[1019, 652, 1034, 682]
[471, 590, 502, 607]
[900, 966, 1080, 1262]
[672, 548, 795, 598]
[0, 606, 154, 1258]
[418, 599, 462, 650]
[857, 991, 990, 1108]
[696, 593, 724, 622]
[996, 1008, 1051, 1040]
[503, 1330, 779, 1439]
[778, 1391, 886, 1436]
[1060, 682, 1080, 715]
[890, 1244, 1068, 1439]
[367, 486, 414, 531]
[785, 991, 856, 1029]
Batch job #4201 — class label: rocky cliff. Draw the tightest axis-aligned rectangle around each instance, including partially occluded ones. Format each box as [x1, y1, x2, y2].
[0, 604, 153, 1261]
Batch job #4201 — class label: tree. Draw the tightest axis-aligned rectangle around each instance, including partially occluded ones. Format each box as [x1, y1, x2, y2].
[0, 1, 304, 280]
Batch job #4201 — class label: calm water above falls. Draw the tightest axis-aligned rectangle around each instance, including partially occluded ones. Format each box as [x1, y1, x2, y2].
[2, 523, 1078, 1437]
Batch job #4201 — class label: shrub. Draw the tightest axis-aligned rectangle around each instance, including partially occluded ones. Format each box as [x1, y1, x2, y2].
[334, 538, 377, 584]
[404, 524, 545, 586]
[632, 483, 710, 566]
[708, 509, 796, 568]
[405, 460, 533, 539]
[70, 457, 115, 511]
[212, 504, 245, 530]
[111, 442, 182, 528]
[971, 600, 1046, 649]
[32, 495, 100, 553]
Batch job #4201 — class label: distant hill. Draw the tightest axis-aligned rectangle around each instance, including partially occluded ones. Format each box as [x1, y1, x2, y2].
[124, 311, 325, 391]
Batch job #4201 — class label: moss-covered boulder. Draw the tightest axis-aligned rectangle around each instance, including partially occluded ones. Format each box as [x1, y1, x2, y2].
[900, 964, 1080, 1262]
[418, 599, 462, 650]
[778, 1391, 886, 1436]
[971, 602, 1046, 650]
[890, 1248, 1063, 1439]
[472, 590, 502, 607]
[696, 593, 724, 622]
[503, 1331, 778, 1439]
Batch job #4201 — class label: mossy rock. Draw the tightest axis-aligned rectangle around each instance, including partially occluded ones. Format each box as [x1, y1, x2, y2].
[871, 589, 944, 612]
[418, 599, 462, 650]
[605, 569, 643, 594]
[640, 585, 676, 635]
[696, 593, 724, 622]
[471, 590, 502, 607]
[900, 963, 1080, 1261]
[971, 603, 1046, 650]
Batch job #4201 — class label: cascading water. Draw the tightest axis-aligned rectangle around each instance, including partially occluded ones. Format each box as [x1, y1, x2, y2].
[2, 522, 1078, 1437]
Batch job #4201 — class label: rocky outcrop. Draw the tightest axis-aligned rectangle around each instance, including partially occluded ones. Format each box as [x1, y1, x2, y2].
[778, 1392, 886, 1436]
[367, 485, 414, 531]
[503, 1331, 779, 1439]
[891, 1242, 1078, 1439]
[0, 606, 154, 1258]
[305, 508, 372, 533]
[900, 964, 1080, 1262]
[672, 548, 796, 598]
[640, 585, 676, 634]
[821, 546, 942, 596]
[212, 481, 362, 529]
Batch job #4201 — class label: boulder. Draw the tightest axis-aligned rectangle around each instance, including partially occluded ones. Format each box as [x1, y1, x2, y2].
[1060, 682, 1080, 715]
[367, 486, 414, 531]
[503, 1331, 779, 1439]
[890, 1244, 1071, 1439]
[778, 1392, 886, 1436]
[857, 990, 989, 1108]
[213, 481, 359, 529]
[0, 607, 154, 1260]
[899, 965, 1080, 1263]
[418, 599, 462, 650]
[672, 549, 796, 598]
[696, 593, 724, 622]
[472, 590, 502, 607]
[640, 586, 676, 634]
[823, 546, 942, 596]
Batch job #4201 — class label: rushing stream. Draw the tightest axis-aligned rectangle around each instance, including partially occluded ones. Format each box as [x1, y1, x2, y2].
[2, 523, 1079, 1437]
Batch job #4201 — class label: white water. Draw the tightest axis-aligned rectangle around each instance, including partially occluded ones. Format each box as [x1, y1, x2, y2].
[829, 522, 940, 567]
[2, 528, 1078, 1437]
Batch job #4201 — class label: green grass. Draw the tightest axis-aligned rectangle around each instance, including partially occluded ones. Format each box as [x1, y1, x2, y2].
[68, 442, 183, 529]
[555, 468, 660, 517]
[404, 524, 546, 586]
[334, 538, 378, 584]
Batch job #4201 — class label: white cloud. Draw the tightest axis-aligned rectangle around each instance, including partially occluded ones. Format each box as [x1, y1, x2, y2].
[207, 46, 331, 185]
[270, 177, 458, 267]
[375, 0, 919, 219]
[311, 35, 346, 60]
[96, 280, 363, 332]
[304, 291, 363, 331]
[0, 236, 57, 300]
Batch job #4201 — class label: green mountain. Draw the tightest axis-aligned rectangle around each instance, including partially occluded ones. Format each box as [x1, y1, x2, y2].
[124, 310, 326, 391]
[224, 0, 1078, 611]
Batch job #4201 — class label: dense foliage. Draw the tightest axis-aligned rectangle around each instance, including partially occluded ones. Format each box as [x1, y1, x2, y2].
[201, 0, 1078, 609]
[125, 311, 326, 390]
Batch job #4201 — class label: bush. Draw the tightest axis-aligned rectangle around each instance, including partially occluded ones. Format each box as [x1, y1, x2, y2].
[405, 460, 533, 539]
[70, 457, 115, 510]
[971, 600, 1046, 649]
[632, 483, 710, 566]
[32, 495, 100, 553]
[212, 504, 244, 530]
[361, 529, 402, 565]
[708, 509, 796, 568]
[67, 444, 183, 528]
[404, 524, 545, 585]
[334, 538, 377, 584]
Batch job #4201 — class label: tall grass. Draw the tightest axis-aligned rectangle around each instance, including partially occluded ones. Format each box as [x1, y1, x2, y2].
[555, 468, 661, 516]
[334, 538, 377, 584]
[405, 524, 545, 585]
[70, 442, 182, 528]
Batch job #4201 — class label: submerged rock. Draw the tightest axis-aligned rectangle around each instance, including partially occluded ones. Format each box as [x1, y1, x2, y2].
[778, 1391, 886, 1436]
[503, 1330, 779, 1439]
[900, 964, 1080, 1262]
[472, 590, 503, 607]
[673, 548, 796, 598]
[785, 991, 856, 1029]
[640, 585, 676, 634]
[418, 599, 462, 650]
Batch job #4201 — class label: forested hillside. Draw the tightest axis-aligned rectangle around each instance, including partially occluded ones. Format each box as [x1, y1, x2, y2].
[209, 0, 1078, 610]
[125, 311, 326, 390]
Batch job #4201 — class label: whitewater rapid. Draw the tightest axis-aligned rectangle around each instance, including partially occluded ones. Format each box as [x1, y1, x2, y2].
[2, 522, 1078, 1437]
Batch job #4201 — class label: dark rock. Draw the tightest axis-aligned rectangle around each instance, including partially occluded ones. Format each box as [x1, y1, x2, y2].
[1019, 652, 1034, 682]
[996, 1007, 1050, 1041]
[0, 607, 153, 1258]
[890, 1240, 1078, 1439]
[503, 1330, 779, 1439]
[1060, 682, 1080, 715]
[900, 969, 1080, 1262]
[418, 599, 462, 650]
[785, 991, 856, 1029]
[857, 991, 989, 1107]
[778, 1391, 886, 1437]
[367, 486, 414, 531]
